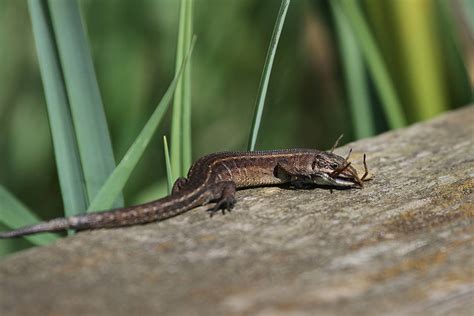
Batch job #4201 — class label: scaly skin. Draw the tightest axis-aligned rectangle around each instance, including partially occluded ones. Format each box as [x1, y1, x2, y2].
[0, 149, 368, 238]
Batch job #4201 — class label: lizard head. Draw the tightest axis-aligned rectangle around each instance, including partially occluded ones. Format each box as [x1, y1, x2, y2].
[310, 150, 368, 188]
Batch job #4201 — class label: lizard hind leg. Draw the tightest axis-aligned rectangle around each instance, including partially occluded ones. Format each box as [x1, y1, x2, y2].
[171, 177, 189, 194]
[207, 181, 237, 217]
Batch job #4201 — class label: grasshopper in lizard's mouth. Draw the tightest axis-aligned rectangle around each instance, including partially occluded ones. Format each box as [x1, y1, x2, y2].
[309, 149, 369, 188]
[328, 150, 368, 188]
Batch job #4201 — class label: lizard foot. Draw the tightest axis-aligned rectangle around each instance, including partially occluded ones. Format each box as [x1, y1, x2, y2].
[207, 197, 236, 217]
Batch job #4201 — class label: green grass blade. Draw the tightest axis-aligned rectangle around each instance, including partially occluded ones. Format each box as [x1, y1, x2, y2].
[163, 136, 173, 194]
[182, 0, 194, 174]
[87, 37, 196, 212]
[170, 0, 185, 179]
[171, 0, 194, 180]
[331, 1, 375, 138]
[460, 0, 474, 35]
[28, 0, 88, 218]
[248, 0, 290, 151]
[391, 0, 447, 120]
[0, 186, 59, 246]
[48, 0, 123, 210]
[339, 0, 407, 129]
[435, 0, 473, 105]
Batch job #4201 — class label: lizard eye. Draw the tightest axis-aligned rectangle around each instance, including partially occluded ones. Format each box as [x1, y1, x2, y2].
[330, 163, 338, 169]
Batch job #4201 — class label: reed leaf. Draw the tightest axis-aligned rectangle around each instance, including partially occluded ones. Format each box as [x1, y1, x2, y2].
[28, 0, 88, 217]
[48, 0, 123, 210]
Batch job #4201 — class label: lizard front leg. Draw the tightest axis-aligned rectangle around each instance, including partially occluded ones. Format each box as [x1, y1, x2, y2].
[274, 159, 313, 186]
[275, 159, 339, 188]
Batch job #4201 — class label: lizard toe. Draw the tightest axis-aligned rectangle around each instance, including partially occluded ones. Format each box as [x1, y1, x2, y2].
[207, 197, 236, 217]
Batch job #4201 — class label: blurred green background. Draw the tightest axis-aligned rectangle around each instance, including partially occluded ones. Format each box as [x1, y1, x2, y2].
[0, 0, 472, 253]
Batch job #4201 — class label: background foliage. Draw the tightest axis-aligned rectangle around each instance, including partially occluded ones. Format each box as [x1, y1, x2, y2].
[0, 0, 472, 255]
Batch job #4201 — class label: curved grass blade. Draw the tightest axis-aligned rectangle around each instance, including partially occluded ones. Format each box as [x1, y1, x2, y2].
[28, 0, 88, 218]
[48, 0, 123, 209]
[248, 0, 290, 151]
[339, 0, 407, 129]
[0, 186, 59, 246]
[331, 1, 375, 138]
[87, 37, 196, 212]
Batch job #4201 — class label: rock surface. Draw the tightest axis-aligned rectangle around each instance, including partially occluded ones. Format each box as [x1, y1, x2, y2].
[0, 106, 473, 316]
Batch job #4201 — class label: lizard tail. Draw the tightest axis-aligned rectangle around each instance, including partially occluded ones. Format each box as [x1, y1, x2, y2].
[0, 218, 70, 238]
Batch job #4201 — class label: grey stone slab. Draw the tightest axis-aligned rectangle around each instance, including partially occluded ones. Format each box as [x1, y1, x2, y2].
[0, 105, 473, 316]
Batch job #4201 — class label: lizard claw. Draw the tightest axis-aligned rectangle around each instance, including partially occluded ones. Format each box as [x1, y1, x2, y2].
[207, 197, 236, 217]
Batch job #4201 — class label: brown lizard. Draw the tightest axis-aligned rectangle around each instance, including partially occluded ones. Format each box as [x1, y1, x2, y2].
[0, 148, 368, 238]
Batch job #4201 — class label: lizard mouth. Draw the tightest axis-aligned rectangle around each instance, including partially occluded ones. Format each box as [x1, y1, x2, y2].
[334, 175, 362, 187]
[329, 153, 368, 188]
[310, 172, 360, 188]
[335, 167, 363, 187]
